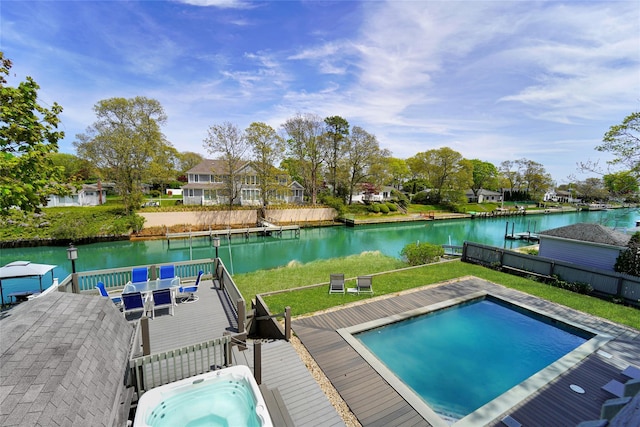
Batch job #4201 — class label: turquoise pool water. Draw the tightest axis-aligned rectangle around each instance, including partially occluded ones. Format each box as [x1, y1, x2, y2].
[356, 297, 592, 420]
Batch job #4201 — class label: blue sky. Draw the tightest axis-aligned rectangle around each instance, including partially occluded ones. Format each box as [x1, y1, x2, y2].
[2, 0, 638, 183]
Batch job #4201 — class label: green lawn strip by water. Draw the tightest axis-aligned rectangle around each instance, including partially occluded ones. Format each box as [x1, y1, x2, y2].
[239, 255, 639, 330]
[232, 251, 405, 309]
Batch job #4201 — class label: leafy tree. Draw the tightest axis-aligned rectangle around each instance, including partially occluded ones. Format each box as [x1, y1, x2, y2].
[0, 53, 67, 214]
[598, 112, 640, 178]
[574, 177, 609, 202]
[406, 148, 472, 204]
[499, 160, 522, 196]
[603, 171, 639, 200]
[203, 122, 250, 210]
[469, 159, 499, 199]
[383, 157, 411, 190]
[245, 122, 285, 206]
[343, 126, 383, 204]
[178, 151, 204, 175]
[50, 153, 92, 181]
[324, 116, 349, 197]
[74, 96, 169, 213]
[519, 158, 553, 201]
[499, 158, 551, 201]
[147, 142, 179, 195]
[614, 232, 640, 277]
[282, 113, 325, 204]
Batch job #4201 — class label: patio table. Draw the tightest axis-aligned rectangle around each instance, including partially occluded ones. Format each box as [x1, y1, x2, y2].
[124, 278, 180, 305]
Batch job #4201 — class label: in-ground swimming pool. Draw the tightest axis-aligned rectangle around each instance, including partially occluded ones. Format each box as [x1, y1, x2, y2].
[133, 365, 273, 427]
[338, 291, 611, 426]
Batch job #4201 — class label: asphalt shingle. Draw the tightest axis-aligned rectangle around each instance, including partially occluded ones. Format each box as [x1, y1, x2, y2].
[0, 292, 135, 427]
[539, 222, 631, 247]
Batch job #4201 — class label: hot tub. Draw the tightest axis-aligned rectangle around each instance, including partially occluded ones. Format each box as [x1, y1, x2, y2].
[133, 365, 273, 427]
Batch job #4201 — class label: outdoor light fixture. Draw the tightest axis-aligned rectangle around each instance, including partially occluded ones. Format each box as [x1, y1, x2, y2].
[67, 243, 78, 274]
[213, 236, 220, 259]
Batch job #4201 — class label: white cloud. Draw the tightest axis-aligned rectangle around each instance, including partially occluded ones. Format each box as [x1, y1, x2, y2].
[175, 0, 253, 9]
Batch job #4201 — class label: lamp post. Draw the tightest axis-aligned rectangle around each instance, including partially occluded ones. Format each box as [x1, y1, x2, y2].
[67, 243, 78, 273]
[213, 236, 220, 259]
[67, 243, 79, 294]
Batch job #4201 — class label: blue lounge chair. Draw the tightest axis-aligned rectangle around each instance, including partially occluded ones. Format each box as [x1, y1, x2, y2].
[150, 289, 174, 318]
[95, 281, 122, 306]
[122, 292, 147, 319]
[329, 273, 345, 294]
[178, 270, 203, 303]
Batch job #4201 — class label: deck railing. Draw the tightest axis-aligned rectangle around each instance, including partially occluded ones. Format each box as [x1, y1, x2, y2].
[130, 335, 233, 396]
[215, 258, 246, 333]
[58, 259, 217, 293]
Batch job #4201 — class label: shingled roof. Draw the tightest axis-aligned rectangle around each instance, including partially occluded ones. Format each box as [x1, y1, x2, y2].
[538, 222, 631, 247]
[0, 292, 135, 426]
[186, 159, 250, 175]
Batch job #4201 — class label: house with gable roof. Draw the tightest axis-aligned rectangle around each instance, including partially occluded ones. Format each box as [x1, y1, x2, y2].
[46, 183, 109, 207]
[181, 159, 304, 206]
[465, 189, 503, 203]
[538, 223, 630, 272]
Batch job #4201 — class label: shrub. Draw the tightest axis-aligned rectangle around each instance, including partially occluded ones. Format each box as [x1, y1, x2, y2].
[411, 191, 431, 205]
[615, 232, 640, 276]
[319, 194, 345, 216]
[149, 190, 161, 198]
[400, 241, 445, 266]
[368, 204, 380, 213]
[391, 190, 409, 208]
[379, 204, 390, 214]
[386, 203, 398, 212]
[547, 275, 593, 294]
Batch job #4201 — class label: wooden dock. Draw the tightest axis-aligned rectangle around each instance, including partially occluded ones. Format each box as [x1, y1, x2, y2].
[166, 225, 300, 246]
[504, 221, 540, 242]
[505, 232, 540, 242]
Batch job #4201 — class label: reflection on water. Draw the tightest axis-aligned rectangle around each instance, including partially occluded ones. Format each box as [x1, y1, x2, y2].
[1, 208, 636, 302]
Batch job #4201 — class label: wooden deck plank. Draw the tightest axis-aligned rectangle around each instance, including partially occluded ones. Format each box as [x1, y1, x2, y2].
[145, 282, 345, 427]
[145, 278, 237, 353]
[293, 277, 640, 427]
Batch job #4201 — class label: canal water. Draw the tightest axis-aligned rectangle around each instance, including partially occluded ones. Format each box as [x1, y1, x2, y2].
[1, 208, 637, 303]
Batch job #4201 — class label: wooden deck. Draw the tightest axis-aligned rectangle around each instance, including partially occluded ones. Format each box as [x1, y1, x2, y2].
[143, 277, 345, 426]
[292, 277, 640, 427]
[142, 277, 239, 353]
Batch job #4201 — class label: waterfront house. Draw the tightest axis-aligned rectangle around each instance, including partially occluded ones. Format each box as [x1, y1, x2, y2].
[46, 183, 108, 207]
[544, 189, 581, 204]
[181, 159, 304, 206]
[538, 222, 630, 271]
[465, 189, 503, 203]
[350, 185, 395, 204]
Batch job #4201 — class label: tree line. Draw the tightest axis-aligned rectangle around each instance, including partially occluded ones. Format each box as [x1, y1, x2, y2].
[2, 52, 638, 216]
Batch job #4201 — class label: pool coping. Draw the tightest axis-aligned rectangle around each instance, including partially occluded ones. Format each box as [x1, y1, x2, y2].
[337, 290, 613, 427]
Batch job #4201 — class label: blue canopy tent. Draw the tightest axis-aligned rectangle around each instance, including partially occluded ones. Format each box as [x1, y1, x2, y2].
[0, 261, 56, 306]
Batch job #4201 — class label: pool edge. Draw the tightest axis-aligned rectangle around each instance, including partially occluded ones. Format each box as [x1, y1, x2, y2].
[337, 291, 613, 427]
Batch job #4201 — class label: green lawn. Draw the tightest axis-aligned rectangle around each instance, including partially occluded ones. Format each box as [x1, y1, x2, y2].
[232, 253, 640, 330]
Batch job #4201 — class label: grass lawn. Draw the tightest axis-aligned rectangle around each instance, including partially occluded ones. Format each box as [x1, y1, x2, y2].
[232, 252, 640, 330]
